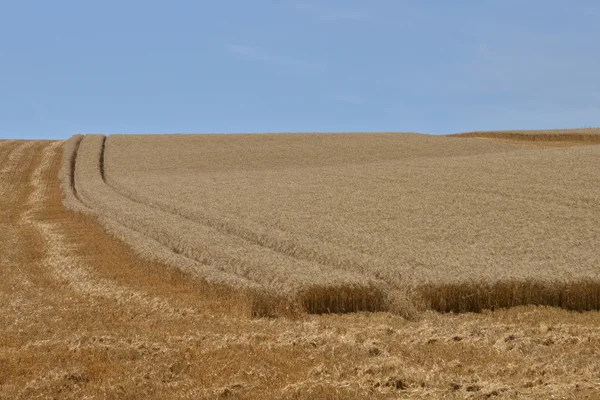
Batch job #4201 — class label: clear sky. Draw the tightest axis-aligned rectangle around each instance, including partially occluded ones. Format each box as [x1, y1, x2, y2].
[1, 1, 599, 139]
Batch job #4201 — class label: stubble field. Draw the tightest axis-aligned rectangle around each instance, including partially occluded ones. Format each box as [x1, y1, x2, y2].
[1, 130, 599, 399]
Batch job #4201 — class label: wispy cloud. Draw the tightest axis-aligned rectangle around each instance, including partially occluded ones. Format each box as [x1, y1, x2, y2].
[291, 2, 368, 22]
[226, 44, 325, 73]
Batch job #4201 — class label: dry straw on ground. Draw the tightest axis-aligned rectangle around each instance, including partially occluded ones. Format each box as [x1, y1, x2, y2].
[59, 130, 600, 315]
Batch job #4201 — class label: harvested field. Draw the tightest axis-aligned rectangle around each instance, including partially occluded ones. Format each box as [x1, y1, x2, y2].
[2, 137, 600, 399]
[62, 131, 600, 315]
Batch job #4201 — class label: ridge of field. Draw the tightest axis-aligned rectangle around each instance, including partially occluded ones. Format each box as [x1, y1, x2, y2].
[63, 132, 600, 314]
[449, 128, 600, 146]
[2, 139, 600, 399]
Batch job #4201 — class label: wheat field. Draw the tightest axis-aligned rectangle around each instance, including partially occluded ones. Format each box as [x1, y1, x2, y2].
[2, 131, 600, 399]
[62, 131, 600, 316]
[450, 128, 600, 146]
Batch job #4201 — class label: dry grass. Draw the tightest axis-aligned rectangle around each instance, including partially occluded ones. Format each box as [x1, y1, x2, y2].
[62, 132, 600, 314]
[1, 139, 600, 398]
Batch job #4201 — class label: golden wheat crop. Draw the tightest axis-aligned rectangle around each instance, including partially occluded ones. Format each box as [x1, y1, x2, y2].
[450, 128, 600, 145]
[60, 131, 600, 314]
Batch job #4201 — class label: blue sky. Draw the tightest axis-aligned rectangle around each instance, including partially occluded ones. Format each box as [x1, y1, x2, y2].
[1, 1, 599, 139]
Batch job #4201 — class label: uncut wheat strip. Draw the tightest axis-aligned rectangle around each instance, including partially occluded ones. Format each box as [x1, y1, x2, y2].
[414, 277, 600, 313]
[450, 129, 600, 143]
[107, 137, 600, 308]
[101, 134, 529, 298]
[108, 133, 600, 314]
[105, 133, 508, 290]
[452, 128, 600, 136]
[103, 139, 408, 289]
[103, 146, 519, 290]
[73, 135, 386, 311]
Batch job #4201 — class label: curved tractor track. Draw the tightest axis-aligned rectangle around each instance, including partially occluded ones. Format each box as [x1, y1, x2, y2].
[65, 134, 389, 316]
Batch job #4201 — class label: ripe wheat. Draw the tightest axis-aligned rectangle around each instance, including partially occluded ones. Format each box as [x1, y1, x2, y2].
[450, 128, 600, 144]
[60, 131, 600, 314]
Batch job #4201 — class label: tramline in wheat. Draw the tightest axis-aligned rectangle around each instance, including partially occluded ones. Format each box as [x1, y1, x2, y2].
[60, 130, 600, 315]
